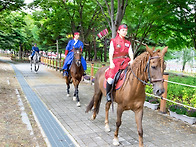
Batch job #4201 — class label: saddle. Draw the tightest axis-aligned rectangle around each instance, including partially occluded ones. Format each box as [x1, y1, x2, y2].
[104, 67, 128, 90]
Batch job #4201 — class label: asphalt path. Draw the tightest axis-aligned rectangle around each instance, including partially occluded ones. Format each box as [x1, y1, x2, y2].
[11, 61, 196, 147]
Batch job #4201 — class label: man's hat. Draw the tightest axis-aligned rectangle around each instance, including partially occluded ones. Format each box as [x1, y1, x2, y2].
[74, 32, 80, 35]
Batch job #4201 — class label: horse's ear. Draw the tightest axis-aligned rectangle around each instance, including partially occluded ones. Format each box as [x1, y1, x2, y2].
[157, 49, 161, 53]
[161, 46, 168, 56]
[146, 45, 153, 56]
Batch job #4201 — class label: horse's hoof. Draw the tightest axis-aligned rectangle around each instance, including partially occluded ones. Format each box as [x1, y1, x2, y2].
[113, 137, 119, 146]
[67, 94, 70, 97]
[73, 96, 76, 101]
[91, 115, 96, 120]
[76, 102, 81, 107]
[105, 124, 110, 132]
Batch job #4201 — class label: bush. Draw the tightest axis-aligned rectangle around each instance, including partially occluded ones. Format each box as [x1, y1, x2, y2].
[145, 73, 196, 109]
[145, 96, 159, 104]
[187, 109, 196, 117]
[169, 104, 196, 117]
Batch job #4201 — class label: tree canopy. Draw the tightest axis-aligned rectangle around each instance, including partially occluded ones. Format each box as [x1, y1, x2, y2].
[0, 0, 195, 61]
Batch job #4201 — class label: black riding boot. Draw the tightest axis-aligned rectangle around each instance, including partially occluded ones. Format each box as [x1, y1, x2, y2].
[106, 82, 112, 102]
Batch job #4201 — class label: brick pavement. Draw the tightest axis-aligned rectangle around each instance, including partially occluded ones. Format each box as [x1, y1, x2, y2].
[12, 61, 196, 147]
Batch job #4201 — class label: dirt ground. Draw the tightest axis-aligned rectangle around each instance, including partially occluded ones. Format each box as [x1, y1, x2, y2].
[0, 57, 47, 146]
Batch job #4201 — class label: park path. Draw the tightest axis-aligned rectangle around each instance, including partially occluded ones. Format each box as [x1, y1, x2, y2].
[10, 60, 196, 146]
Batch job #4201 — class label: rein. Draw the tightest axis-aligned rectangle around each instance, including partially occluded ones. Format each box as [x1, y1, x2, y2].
[130, 56, 164, 85]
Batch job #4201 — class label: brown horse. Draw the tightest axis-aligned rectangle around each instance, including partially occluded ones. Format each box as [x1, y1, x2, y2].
[86, 45, 168, 146]
[65, 47, 84, 107]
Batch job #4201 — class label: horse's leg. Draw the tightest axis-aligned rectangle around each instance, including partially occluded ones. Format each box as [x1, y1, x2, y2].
[105, 102, 111, 132]
[34, 62, 37, 73]
[113, 105, 123, 146]
[30, 60, 32, 72]
[65, 76, 70, 97]
[72, 78, 77, 101]
[135, 109, 144, 147]
[74, 84, 79, 101]
[72, 79, 80, 107]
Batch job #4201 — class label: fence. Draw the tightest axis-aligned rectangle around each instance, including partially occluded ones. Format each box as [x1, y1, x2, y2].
[41, 56, 64, 71]
[36, 56, 196, 112]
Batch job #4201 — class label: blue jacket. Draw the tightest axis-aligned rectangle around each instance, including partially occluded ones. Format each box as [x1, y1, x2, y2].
[31, 46, 39, 56]
[62, 39, 86, 71]
[65, 39, 84, 54]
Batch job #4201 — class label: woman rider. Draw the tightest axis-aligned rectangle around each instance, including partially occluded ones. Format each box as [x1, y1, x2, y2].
[105, 24, 134, 102]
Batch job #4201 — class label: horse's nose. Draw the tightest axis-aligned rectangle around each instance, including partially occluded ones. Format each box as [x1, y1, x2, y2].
[154, 88, 165, 96]
[76, 60, 81, 66]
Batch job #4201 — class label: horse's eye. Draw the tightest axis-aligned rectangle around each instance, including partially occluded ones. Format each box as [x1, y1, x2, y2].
[151, 66, 156, 69]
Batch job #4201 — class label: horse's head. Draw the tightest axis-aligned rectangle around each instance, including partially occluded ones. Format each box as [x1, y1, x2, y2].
[73, 47, 82, 67]
[146, 45, 168, 96]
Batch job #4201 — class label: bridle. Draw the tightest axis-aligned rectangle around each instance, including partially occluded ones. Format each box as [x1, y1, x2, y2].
[73, 50, 81, 66]
[130, 55, 164, 86]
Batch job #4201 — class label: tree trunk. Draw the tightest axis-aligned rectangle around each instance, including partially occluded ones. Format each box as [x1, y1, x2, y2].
[104, 38, 107, 62]
[96, 0, 128, 38]
[182, 62, 186, 71]
[19, 44, 22, 60]
[93, 28, 97, 61]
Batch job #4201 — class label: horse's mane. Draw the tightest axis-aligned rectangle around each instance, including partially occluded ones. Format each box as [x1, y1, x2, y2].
[131, 52, 148, 71]
[130, 52, 148, 76]
[123, 52, 149, 87]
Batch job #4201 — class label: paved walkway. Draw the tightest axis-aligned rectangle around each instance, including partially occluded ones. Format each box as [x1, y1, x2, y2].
[4, 58, 196, 147]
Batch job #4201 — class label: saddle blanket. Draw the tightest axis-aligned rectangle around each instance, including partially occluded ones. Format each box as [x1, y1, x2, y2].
[103, 69, 127, 90]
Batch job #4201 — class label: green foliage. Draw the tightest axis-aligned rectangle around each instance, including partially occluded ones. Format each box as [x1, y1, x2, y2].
[167, 73, 196, 107]
[145, 96, 159, 104]
[0, 11, 29, 50]
[0, 0, 25, 12]
[169, 105, 196, 117]
[0, 0, 195, 61]
[187, 109, 196, 117]
[145, 72, 196, 109]
[169, 105, 187, 115]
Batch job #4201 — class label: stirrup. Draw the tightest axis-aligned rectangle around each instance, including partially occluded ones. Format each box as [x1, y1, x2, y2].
[106, 94, 111, 102]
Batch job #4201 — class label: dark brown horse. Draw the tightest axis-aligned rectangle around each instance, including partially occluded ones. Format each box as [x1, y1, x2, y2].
[65, 47, 84, 107]
[86, 45, 168, 146]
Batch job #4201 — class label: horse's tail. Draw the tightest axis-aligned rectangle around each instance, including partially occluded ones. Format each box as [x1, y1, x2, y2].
[85, 95, 95, 113]
[85, 92, 102, 114]
[86, 66, 106, 115]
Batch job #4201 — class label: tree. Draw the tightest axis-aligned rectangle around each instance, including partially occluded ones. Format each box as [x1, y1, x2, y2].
[173, 47, 196, 71]
[96, 0, 128, 38]
[29, 0, 106, 61]
[166, 0, 196, 50]
[0, 0, 25, 12]
[0, 11, 27, 51]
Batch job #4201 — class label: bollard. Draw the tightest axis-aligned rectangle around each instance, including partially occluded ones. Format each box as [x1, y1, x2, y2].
[91, 63, 94, 84]
[49, 58, 51, 67]
[52, 58, 54, 69]
[56, 58, 58, 71]
[59, 59, 61, 72]
[46, 57, 48, 66]
[160, 73, 169, 113]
